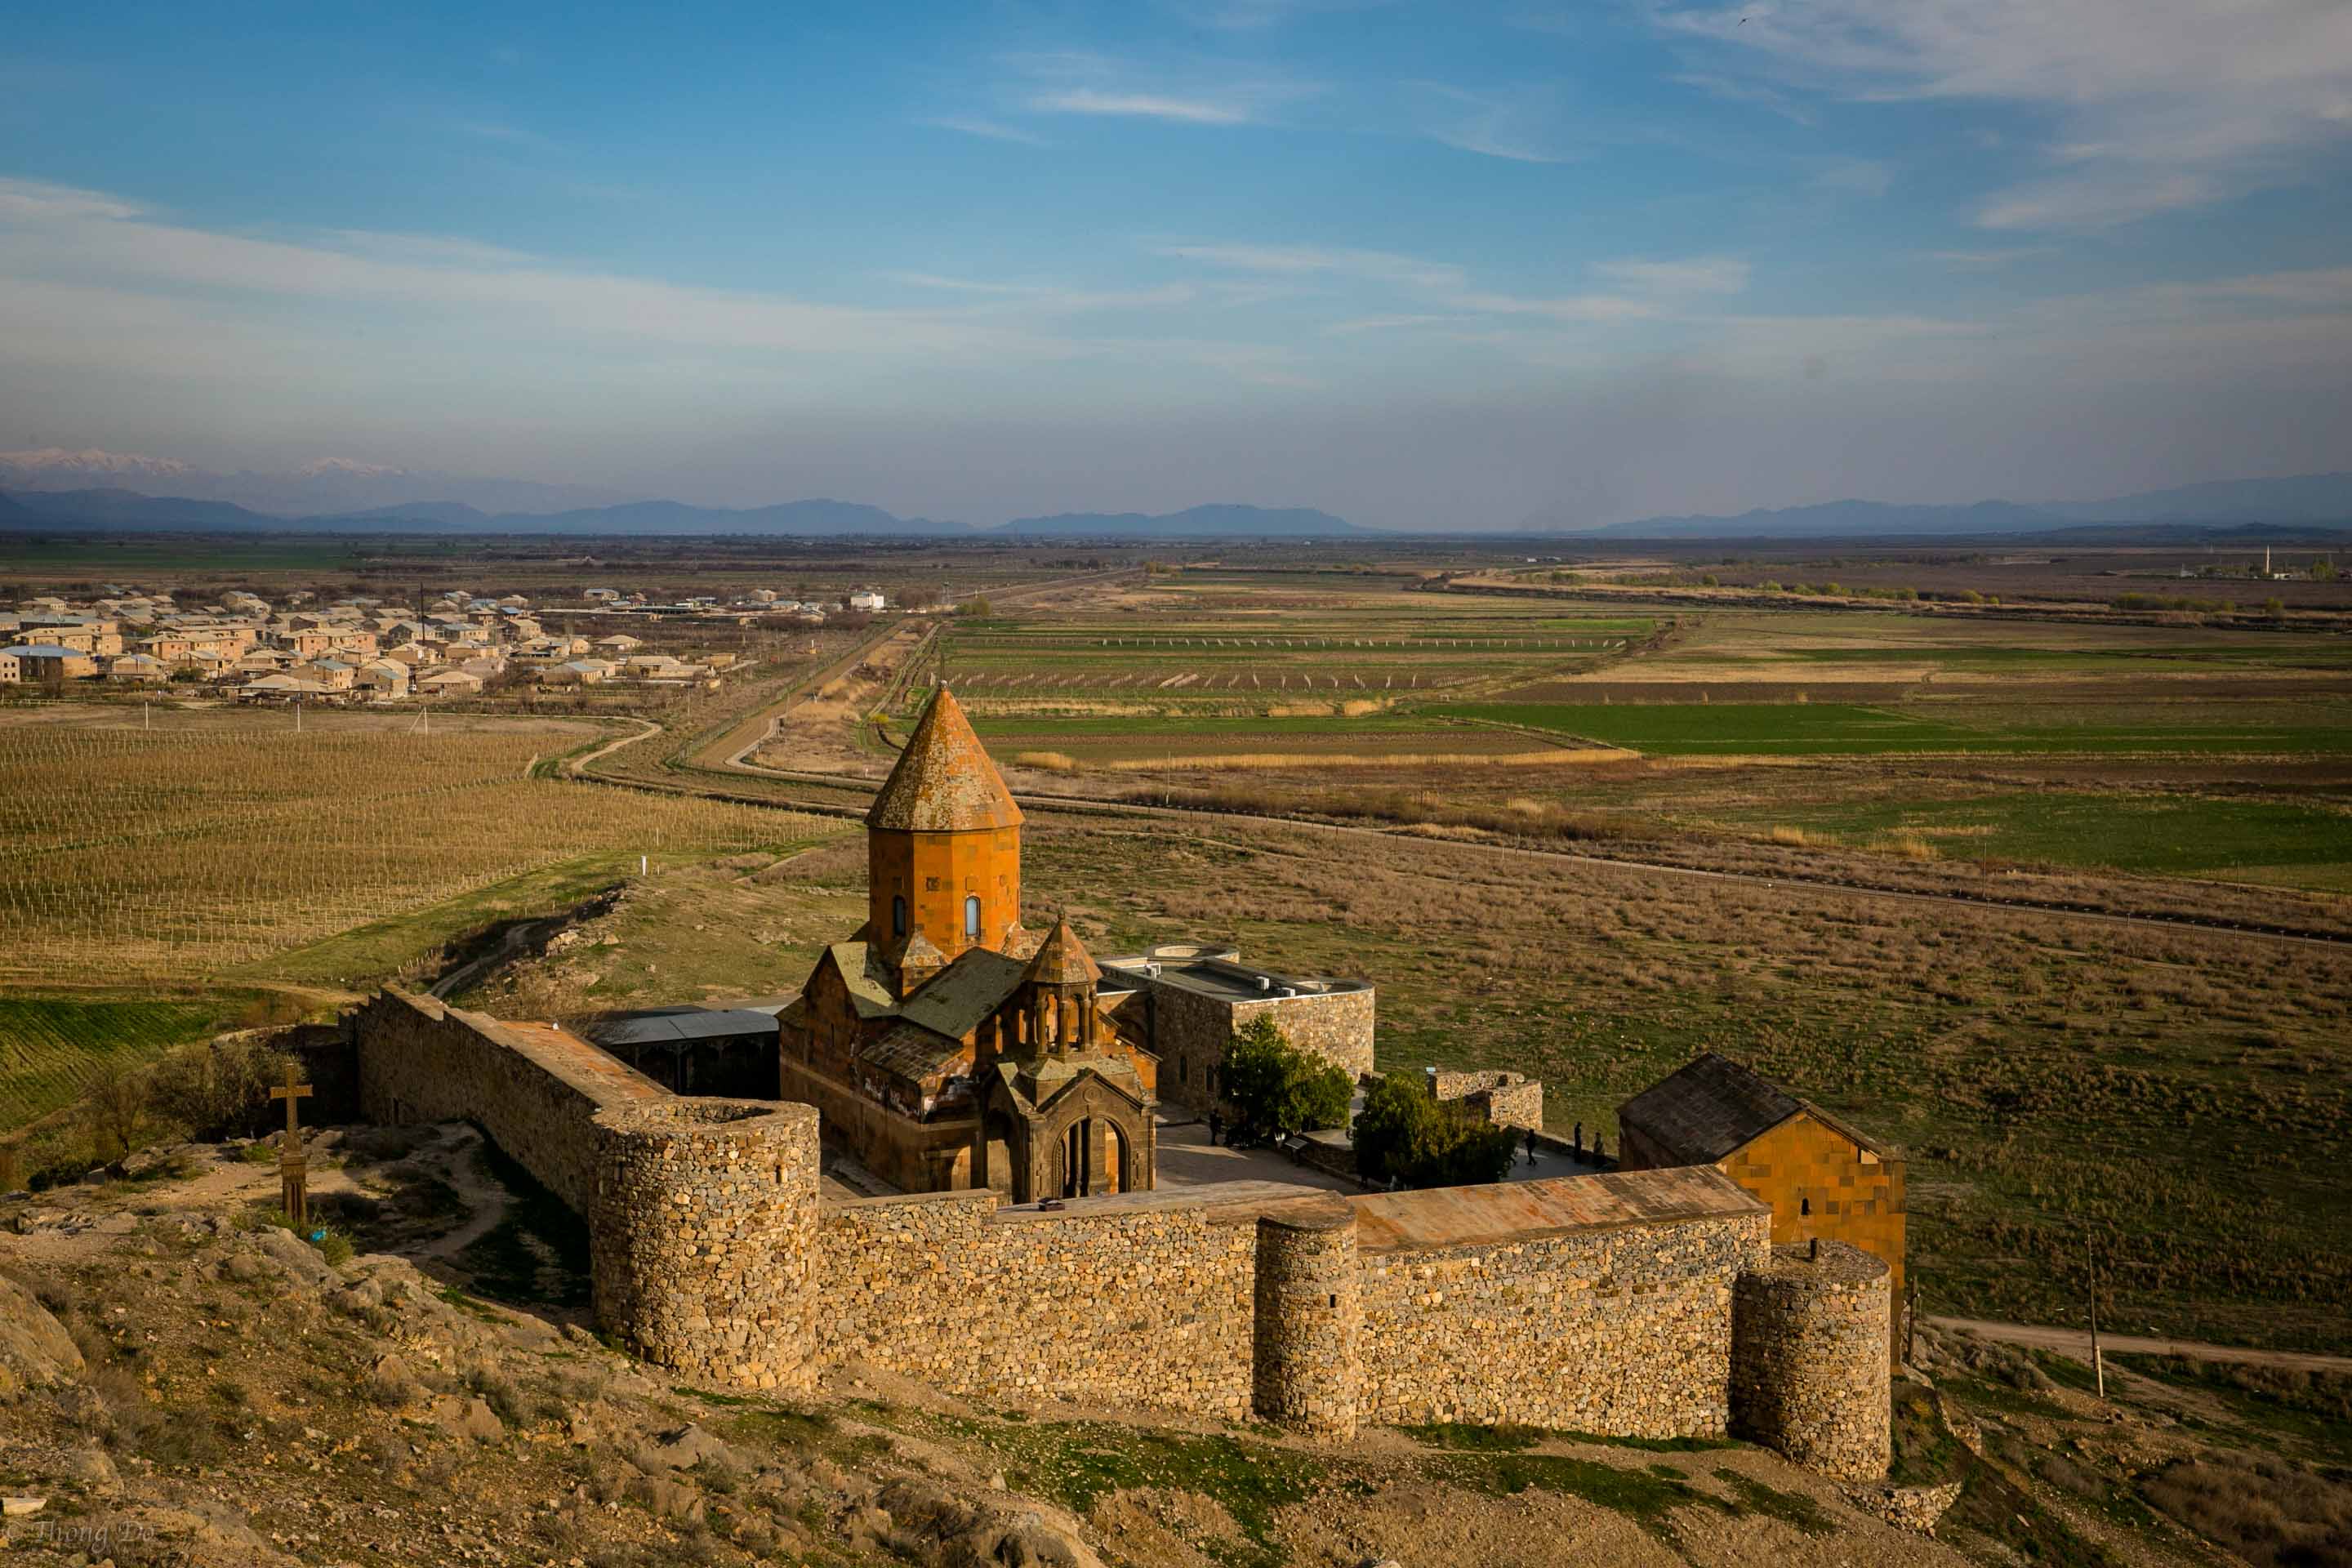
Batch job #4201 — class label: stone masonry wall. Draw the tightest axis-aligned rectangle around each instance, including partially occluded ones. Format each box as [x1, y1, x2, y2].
[1356, 1211, 1772, 1438]
[814, 1187, 1261, 1419]
[1430, 1070, 1544, 1131]
[354, 989, 611, 1214]
[593, 1099, 822, 1391]
[1143, 977, 1376, 1116]
[1253, 1200, 1361, 1440]
[1731, 1241, 1891, 1481]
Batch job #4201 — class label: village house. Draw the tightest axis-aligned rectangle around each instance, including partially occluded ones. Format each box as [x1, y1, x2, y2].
[418, 668, 483, 697]
[108, 653, 169, 684]
[1617, 1051, 1906, 1361]
[355, 658, 412, 699]
[0, 644, 100, 682]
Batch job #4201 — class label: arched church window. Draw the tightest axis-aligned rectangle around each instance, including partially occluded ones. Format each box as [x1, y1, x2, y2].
[964, 894, 981, 938]
[892, 895, 906, 937]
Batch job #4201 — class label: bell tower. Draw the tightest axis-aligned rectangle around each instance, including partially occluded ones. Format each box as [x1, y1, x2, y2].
[866, 687, 1024, 987]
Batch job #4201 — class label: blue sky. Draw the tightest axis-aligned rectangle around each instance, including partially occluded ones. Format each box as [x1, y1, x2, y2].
[2, 0, 2349, 526]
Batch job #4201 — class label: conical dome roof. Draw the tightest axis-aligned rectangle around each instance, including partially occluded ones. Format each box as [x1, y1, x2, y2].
[866, 688, 1024, 832]
[1024, 916, 1102, 987]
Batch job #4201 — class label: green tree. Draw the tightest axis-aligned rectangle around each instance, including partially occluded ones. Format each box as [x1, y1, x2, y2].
[960, 594, 993, 617]
[1352, 1074, 1518, 1190]
[2313, 558, 2337, 583]
[1220, 1015, 1352, 1142]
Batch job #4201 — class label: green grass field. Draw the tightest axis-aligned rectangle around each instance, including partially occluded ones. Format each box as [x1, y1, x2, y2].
[0, 995, 251, 1132]
[1432, 701, 2352, 756]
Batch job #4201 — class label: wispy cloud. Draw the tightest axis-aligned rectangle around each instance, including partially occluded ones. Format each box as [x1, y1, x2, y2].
[1927, 247, 2047, 270]
[1594, 256, 1751, 294]
[922, 116, 1048, 146]
[1668, 71, 1818, 125]
[453, 118, 560, 152]
[1652, 0, 2352, 227]
[1407, 82, 1575, 163]
[1321, 314, 1464, 335]
[1151, 242, 1468, 293]
[1027, 88, 1251, 125]
[1003, 51, 1320, 129]
[1451, 291, 1658, 321]
[1810, 156, 1895, 197]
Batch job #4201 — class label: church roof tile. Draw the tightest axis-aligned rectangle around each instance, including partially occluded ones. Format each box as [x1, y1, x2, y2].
[866, 688, 1023, 833]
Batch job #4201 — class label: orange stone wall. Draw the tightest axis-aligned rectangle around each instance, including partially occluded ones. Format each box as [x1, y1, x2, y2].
[868, 825, 1022, 961]
[1712, 1114, 1905, 1361]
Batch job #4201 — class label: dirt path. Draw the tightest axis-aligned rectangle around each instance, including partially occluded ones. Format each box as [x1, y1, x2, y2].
[1927, 1315, 2352, 1374]
[407, 1124, 513, 1263]
[561, 716, 661, 777]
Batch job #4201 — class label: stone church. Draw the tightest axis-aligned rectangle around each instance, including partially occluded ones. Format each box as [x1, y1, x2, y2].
[777, 688, 1161, 1200]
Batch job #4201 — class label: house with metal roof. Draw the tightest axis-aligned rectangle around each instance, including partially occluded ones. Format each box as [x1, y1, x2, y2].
[1618, 1051, 1905, 1361]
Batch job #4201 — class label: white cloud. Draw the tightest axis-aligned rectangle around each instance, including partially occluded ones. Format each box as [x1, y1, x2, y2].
[1593, 256, 1751, 294]
[1321, 314, 1465, 335]
[1654, 0, 2352, 227]
[0, 177, 139, 223]
[922, 116, 1048, 145]
[1407, 82, 1574, 163]
[1450, 291, 1658, 322]
[1027, 88, 1252, 124]
[1810, 157, 1895, 197]
[1668, 72, 1818, 124]
[1152, 242, 1468, 293]
[0, 178, 1232, 377]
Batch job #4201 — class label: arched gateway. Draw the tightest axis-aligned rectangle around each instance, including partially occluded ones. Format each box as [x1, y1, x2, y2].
[777, 687, 1157, 1199]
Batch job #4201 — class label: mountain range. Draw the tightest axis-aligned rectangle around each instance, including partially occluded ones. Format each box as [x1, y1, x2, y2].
[3, 447, 2350, 540]
[0, 484, 1368, 540]
[1575, 474, 2352, 538]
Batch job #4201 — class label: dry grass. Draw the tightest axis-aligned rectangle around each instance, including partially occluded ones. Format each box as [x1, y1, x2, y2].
[1011, 751, 1085, 773]
[0, 713, 836, 984]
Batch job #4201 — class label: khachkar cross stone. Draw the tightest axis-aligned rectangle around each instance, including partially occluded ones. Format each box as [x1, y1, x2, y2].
[270, 1063, 314, 1228]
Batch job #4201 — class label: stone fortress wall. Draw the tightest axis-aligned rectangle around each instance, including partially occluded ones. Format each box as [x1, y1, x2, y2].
[1731, 1240, 1894, 1481]
[1426, 1068, 1545, 1131]
[351, 989, 1889, 1477]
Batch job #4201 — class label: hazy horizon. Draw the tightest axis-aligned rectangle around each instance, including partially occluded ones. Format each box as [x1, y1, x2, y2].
[4, 1, 2350, 529]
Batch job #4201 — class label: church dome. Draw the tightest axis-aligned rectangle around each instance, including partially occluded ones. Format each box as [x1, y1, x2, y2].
[1024, 916, 1102, 987]
[866, 687, 1024, 833]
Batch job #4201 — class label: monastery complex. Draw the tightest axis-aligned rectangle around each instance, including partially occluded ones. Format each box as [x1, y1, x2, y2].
[345, 686, 1907, 1480]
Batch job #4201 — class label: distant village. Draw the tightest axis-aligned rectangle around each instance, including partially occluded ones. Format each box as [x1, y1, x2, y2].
[0, 583, 890, 699]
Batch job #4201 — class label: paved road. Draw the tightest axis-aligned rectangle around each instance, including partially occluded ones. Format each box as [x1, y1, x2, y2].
[1927, 1315, 2352, 1374]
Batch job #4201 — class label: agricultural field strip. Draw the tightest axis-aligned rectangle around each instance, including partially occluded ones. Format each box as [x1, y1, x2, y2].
[716, 763, 2352, 950]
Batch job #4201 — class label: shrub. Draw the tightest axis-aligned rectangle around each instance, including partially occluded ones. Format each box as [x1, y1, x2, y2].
[1221, 1016, 1352, 1142]
[148, 1036, 294, 1141]
[1353, 1074, 1518, 1189]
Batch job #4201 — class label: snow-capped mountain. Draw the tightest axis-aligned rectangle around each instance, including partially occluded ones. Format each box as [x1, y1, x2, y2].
[0, 448, 203, 488]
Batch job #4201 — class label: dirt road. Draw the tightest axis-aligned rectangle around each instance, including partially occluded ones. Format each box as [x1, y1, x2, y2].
[1928, 1315, 2352, 1374]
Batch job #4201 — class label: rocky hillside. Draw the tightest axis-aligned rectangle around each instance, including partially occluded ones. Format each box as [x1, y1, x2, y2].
[1, 1129, 2344, 1566]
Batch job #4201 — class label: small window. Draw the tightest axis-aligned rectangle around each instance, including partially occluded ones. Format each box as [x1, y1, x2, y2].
[964, 894, 982, 938]
[1800, 1196, 1811, 1216]
[892, 895, 906, 937]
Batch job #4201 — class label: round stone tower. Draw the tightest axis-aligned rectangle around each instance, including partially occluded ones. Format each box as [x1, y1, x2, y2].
[1731, 1239, 1891, 1480]
[590, 1098, 822, 1391]
[865, 687, 1024, 980]
[1252, 1199, 1361, 1441]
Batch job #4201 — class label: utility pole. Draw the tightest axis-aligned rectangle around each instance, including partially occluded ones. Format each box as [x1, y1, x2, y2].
[2087, 1232, 2106, 1400]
